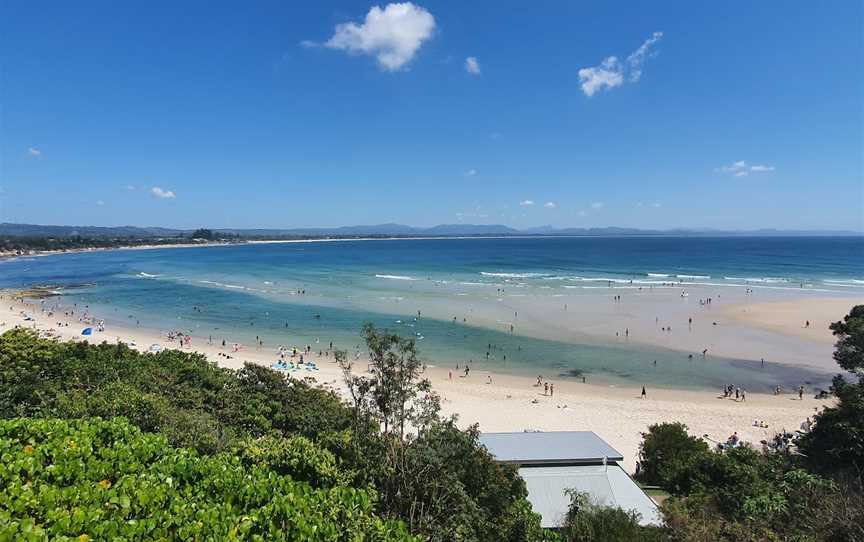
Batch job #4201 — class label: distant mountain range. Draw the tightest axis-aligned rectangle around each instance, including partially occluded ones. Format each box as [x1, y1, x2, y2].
[0, 222, 859, 238]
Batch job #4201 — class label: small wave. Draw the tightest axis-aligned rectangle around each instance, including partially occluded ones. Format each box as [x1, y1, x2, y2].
[676, 274, 711, 279]
[647, 273, 669, 277]
[375, 274, 418, 281]
[725, 276, 790, 283]
[198, 279, 246, 290]
[480, 272, 550, 279]
[137, 272, 160, 278]
[577, 277, 627, 283]
[824, 279, 864, 286]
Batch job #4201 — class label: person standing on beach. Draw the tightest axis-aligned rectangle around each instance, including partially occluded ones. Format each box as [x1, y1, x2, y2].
[641, 386, 646, 399]
[550, 383, 554, 397]
[799, 385, 804, 400]
[544, 382, 549, 395]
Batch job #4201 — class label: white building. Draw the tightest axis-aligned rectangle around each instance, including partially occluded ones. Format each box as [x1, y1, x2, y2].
[479, 431, 663, 528]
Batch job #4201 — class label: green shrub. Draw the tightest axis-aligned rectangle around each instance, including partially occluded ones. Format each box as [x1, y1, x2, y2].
[636, 422, 709, 494]
[238, 434, 349, 489]
[0, 417, 414, 541]
[559, 491, 664, 542]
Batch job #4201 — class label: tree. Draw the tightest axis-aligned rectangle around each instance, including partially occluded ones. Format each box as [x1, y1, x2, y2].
[797, 305, 864, 478]
[336, 323, 439, 438]
[636, 422, 709, 493]
[829, 304, 864, 375]
[191, 228, 214, 240]
[336, 324, 546, 541]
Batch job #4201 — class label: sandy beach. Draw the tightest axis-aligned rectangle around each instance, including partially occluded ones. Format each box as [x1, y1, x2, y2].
[2, 290, 839, 473]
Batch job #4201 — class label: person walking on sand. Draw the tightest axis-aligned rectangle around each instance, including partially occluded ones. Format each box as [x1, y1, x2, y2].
[799, 385, 804, 400]
[550, 383, 554, 397]
[641, 386, 646, 399]
[544, 382, 549, 395]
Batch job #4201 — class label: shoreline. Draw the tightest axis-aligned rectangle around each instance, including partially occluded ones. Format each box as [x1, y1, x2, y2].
[2, 289, 833, 472]
[1, 234, 628, 262]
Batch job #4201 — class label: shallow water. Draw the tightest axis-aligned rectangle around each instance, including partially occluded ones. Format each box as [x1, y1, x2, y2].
[3, 236, 861, 390]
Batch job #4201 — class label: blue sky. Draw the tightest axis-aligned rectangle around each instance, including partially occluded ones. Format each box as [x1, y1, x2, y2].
[2, 1, 862, 230]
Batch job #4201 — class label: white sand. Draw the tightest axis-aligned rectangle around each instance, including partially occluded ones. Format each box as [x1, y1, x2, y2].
[2, 291, 834, 472]
[358, 282, 862, 372]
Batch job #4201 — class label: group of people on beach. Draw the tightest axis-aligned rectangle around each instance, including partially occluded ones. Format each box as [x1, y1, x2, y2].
[722, 384, 746, 401]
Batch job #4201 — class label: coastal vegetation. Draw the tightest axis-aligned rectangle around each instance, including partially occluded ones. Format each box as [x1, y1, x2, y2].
[1, 307, 863, 540]
[0, 325, 544, 541]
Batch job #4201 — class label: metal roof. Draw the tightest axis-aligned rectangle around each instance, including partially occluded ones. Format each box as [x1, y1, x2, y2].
[479, 431, 624, 465]
[517, 464, 662, 528]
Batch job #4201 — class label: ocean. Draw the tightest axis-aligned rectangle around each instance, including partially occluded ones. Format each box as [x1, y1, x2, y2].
[2, 236, 862, 390]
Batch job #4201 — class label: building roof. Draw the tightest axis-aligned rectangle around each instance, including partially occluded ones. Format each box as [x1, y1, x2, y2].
[517, 464, 662, 528]
[479, 431, 624, 465]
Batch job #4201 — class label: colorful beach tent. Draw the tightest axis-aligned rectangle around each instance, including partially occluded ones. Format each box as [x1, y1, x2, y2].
[81, 327, 93, 336]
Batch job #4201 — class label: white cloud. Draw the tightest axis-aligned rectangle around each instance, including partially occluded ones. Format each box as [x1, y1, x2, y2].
[519, 199, 535, 207]
[323, 3, 436, 71]
[456, 211, 488, 220]
[150, 187, 176, 199]
[626, 31, 663, 82]
[716, 160, 776, 177]
[465, 56, 480, 75]
[577, 210, 588, 217]
[27, 147, 42, 158]
[650, 202, 662, 208]
[578, 56, 624, 97]
[591, 201, 604, 209]
[126, 184, 136, 191]
[578, 32, 663, 97]
[544, 201, 557, 208]
[300, 39, 319, 48]
[464, 168, 478, 177]
[96, 200, 105, 206]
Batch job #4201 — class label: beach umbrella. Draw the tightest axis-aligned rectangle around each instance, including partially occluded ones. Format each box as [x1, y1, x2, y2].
[149, 344, 163, 353]
[81, 327, 93, 336]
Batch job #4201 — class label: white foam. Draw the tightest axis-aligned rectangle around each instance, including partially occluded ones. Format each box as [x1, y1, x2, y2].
[676, 274, 711, 279]
[480, 272, 550, 279]
[824, 279, 864, 286]
[647, 273, 669, 277]
[375, 274, 418, 281]
[137, 272, 160, 278]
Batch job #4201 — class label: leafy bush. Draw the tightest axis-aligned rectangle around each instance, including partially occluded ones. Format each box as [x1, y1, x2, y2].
[237, 434, 349, 489]
[0, 329, 354, 456]
[0, 328, 547, 541]
[636, 422, 709, 493]
[559, 491, 664, 542]
[0, 417, 414, 541]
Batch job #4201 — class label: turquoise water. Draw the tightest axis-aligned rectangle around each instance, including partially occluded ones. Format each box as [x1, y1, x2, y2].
[3, 236, 861, 390]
